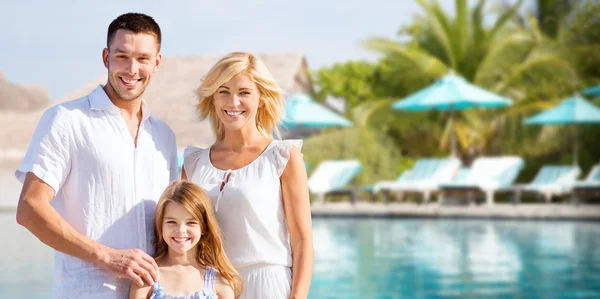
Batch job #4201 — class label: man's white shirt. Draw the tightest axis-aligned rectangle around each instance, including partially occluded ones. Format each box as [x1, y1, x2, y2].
[15, 85, 179, 298]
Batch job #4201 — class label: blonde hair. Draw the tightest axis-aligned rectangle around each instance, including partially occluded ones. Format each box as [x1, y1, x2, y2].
[154, 181, 242, 297]
[196, 52, 284, 141]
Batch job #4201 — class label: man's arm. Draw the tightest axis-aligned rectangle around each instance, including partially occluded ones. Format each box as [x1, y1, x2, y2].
[16, 172, 159, 287]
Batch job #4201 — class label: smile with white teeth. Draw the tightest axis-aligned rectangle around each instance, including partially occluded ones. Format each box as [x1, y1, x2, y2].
[172, 237, 190, 243]
[120, 77, 140, 84]
[226, 110, 244, 116]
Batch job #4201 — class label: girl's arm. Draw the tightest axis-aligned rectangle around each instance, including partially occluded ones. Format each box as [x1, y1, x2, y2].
[129, 281, 152, 299]
[281, 147, 314, 299]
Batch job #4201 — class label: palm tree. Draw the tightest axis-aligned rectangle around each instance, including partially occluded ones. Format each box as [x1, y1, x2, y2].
[361, 0, 578, 161]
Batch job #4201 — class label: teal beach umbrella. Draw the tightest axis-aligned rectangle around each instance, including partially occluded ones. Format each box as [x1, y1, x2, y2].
[281, 94, 352, 129]
[525, 95, 600, 165]
[582, 84, 600, 97]
[178, 152, 184, 170]
[392, 72, 512, 156]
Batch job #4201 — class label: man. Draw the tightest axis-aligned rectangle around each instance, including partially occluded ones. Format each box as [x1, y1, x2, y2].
[15, 13, 178, 298]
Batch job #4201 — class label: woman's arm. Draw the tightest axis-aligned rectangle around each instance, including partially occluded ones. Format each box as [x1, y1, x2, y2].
[129, 281, 152, 299]
[181, 168, 188, 180]
[281, 147, 314, 299]
[215, 276, 235, 299]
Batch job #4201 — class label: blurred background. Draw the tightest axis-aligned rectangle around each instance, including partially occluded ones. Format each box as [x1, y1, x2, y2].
[2, 0, 600, 298]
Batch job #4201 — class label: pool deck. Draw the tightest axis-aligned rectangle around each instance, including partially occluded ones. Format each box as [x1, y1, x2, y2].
[3, 198, 600, 221]
[311, 202, 600, 220]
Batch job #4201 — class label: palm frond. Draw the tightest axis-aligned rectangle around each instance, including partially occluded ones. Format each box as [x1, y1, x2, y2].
[501, 54, 579, 93]
[363, 37, 448, 79]
[474, 31, 536, 89]
[415, 0, 456, 67]
[489, 0, 524, 40]
[350, 98, 396, 127]
[453, 0, 469, 65]
[503, 99, 560, 118]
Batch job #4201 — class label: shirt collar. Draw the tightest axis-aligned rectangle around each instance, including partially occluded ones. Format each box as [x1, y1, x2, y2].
[89, 85, 152, 122]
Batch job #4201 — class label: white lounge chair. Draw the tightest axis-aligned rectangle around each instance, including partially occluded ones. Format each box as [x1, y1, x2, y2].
[372, 158, 461, 203]
[514, 165, 581, 203]
[440, 156, 525, 205]
[308, 160, 363, 204]
[572, 164, 600, 202]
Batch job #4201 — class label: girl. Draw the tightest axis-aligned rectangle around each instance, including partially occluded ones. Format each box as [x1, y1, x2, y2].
[129, 181, 242, 299]
[182, 52, 313, 298]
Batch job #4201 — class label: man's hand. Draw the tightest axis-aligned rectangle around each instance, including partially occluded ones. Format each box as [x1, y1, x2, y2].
[98, 248, 159, 287]
[17, 173, 160, 288]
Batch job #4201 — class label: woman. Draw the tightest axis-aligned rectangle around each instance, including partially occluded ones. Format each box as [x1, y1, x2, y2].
[182, 52, 313, 299]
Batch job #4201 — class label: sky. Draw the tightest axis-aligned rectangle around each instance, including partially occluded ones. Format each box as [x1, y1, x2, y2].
[0, 0, 534, 100]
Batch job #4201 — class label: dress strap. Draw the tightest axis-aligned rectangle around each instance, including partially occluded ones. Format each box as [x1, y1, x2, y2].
[205, 266, 217, 291]
[149, 281, 165, 299]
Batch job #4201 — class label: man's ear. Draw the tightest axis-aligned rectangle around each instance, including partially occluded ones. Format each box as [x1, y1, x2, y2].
[102, 48, 109, 69]
[154, 53, 162, 73]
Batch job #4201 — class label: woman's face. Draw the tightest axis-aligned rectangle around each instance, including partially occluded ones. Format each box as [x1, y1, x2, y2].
[213, 73, 262, 132]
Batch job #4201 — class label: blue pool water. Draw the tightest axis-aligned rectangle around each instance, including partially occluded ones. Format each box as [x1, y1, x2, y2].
[310, 218, 600, 298]
[2, 214, 600, 298]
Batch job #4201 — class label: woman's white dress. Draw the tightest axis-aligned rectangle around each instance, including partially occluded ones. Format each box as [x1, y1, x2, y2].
[183, 139, 302, 299]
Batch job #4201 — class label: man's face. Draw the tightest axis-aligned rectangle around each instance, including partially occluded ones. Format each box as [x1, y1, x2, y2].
[102, 29, 161, 101]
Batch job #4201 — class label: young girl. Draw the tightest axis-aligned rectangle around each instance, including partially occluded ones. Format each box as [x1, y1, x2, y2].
[129, 181, 242, 299]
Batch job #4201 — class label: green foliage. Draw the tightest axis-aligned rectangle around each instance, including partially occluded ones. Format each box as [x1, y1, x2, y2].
[558, 1, 600, 85]
[312, 61, 378, 109]
[360, 0, 582, 162]
[499, 0, 600, 174]
[570, 2, 600, 43]
[302, 127, 404, 186]
[537, 0, 573, 38]
[309, 0, 600, 188]
[356, 99, 447, 157]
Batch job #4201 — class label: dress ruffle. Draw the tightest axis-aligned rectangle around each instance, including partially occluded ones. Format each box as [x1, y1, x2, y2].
[271, 140, 303, 177]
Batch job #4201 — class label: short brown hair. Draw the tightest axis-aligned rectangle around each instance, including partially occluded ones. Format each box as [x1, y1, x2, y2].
[107, 13, 161, 51]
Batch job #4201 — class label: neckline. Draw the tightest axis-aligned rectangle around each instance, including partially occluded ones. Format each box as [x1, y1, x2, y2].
[206, 140, 276, 172]
[154, 265, 216, 298]
[153, 284, 215, 298]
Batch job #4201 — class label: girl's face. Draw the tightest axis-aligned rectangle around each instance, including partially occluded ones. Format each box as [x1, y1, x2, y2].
[161, 202, 202, 255]
[213, 73, 262, 132]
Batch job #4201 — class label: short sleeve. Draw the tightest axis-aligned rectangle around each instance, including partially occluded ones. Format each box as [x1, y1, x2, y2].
[183, 146, 203, 179]
[272, 139, 303, 177]
[15, 106, 72, 195]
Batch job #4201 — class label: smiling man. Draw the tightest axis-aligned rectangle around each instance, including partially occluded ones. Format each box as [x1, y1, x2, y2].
[15, 13, 178, 298]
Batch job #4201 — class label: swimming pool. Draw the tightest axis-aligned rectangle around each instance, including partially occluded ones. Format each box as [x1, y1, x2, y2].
[310, 218, 600, 298]
[2, 214, 599, 298]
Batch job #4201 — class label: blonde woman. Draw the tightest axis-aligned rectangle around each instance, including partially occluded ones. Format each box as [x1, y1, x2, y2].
[182, 52, 313, 299]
